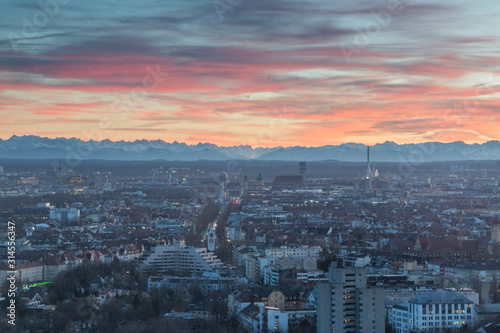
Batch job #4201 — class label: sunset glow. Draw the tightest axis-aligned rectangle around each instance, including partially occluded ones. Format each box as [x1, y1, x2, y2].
[2, 0, 500, 147]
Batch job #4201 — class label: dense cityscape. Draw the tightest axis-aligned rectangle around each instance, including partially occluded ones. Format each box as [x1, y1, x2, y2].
[1, 149, 500, 332]
[3, 0, 500, 332]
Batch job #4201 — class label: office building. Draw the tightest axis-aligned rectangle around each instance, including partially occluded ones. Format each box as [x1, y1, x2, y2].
[389, 291, 474, 332]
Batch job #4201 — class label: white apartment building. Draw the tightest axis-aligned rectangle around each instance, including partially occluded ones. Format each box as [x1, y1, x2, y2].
[265, 245, 321, 258]
[391, 303, 410, 333]
[267, 307, 316, 333]
[0, 262, 44, 284]
[389, 291, 474, 333]
[50, 207, 80, 223]
[139, 241, 223, 275]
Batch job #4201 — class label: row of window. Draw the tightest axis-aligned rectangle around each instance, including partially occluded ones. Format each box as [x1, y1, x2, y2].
[421, 315, 471, 321]
[422, 321, 468, 327]
[421, 303, 471, 315]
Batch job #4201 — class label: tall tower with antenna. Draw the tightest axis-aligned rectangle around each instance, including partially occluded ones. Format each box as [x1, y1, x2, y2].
[364, 147, 372, 194]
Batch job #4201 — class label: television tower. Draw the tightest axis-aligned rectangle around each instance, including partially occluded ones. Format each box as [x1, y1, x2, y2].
[364, 147, 372, 194]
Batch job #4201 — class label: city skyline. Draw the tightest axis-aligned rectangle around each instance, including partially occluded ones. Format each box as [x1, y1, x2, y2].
[2, 0, 500, 147]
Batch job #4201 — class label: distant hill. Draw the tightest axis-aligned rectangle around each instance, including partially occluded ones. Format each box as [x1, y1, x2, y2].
[1, 135, 500, 162]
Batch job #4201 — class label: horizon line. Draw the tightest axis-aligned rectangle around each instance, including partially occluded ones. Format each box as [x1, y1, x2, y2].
[1, 134, 499, 149]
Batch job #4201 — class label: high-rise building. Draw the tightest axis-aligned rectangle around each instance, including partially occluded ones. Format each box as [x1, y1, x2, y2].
[300, 161, 307, 187]
[317, 259, 384, 333]
[299, 161, 307, 176]
[49, 207, 80, 224]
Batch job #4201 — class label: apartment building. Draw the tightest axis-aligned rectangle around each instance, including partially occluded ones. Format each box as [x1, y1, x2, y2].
[317, 259, 384, 333]
[139, 240, 223, 275]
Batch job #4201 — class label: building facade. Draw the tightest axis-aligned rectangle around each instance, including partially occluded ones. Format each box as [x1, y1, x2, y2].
[389, 291, 474, 332]
[317, 260, 384, 333]
[267, 307, 316, 333]
[264, 245, 321, 259]
[148, 274, 239, 296]
[139, 240, 223, 275]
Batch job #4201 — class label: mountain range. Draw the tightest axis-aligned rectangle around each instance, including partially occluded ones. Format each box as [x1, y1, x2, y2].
[1, 135, 500, 162]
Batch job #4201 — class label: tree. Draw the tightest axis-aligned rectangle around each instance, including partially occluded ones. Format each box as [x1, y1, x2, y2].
[48, 310, 71, 332]
[57, 297, 95, 324]
[290, 318, 315, 333]
[129, 292, 156, 321]
[211, 296, 228, 322]
[110, 256, 124, 273]
[189, 199, 220, 246]
[96, 298, 125, 331]
[48, 262, 113, 302]
[189, 284, 204, 303]
[215, 203, 237, 263]
[317, 247, 337, 272]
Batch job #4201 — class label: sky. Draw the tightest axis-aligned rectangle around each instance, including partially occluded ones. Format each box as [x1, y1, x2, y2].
[1, 0, 500, 147]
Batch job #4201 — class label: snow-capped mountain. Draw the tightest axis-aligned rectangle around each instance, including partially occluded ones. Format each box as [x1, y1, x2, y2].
[1, 135, 500, 161]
